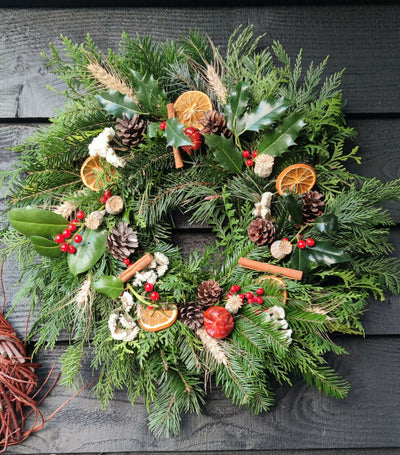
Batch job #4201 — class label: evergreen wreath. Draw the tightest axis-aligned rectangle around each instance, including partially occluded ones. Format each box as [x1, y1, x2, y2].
[2, 26, 400, 437]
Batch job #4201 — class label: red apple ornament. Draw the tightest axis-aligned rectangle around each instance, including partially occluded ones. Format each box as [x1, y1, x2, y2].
[203, 306, 235, 339]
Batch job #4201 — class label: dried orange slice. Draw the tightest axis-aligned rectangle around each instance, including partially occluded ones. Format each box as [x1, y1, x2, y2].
[257, 275, 288, 305]
[173, 91, 212, 130]
[80, 155, 116, 191]
[275, 163, 316, 196]
[137, 304, 178, 332]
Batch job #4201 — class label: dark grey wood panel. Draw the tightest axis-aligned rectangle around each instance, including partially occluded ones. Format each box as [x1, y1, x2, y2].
[0, 6, 399, 119]
[9, 337, 400, 453]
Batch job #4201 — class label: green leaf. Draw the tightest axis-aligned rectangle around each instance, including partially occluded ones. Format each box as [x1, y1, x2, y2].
[94, 275, 124, 299]
[282, 192, 304, 225]
[130, 70, 167, 115]
[290, 246, 311, 274]
[68, 228, 108, 276]
[258, 112, 306, 157]
[31, 236, 62, 258]
[8, 207, 69, 238]
[147, 122, 163, 138]
[314, 213, 338, 233]
[307, 240, 351, 266]
[164, 118, 192, 148]
[224, 82, 249, 131]
[205, 134, 242, 173]
[95, 90, 144, 118]
[237, 97, 289, 134]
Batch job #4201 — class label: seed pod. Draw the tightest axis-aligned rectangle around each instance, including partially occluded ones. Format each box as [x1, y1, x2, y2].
[105, 195, 124, 215]
[270, 239, 293, 260]
[254, 154, 274, 178]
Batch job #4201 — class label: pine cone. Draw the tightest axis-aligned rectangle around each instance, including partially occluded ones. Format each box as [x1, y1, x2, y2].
[197, 280, 222, 308]
[106, 221, 139, 260]
[248, 218, 276, 246]
[115, 114, 147, 147]
[199, 110, 232, 139]
[302, 190, 324, 223]
[179, 302, 204, 330]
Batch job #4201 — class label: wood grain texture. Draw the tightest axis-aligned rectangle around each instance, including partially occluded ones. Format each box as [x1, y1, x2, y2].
[0, 6, 399, 119]
[8, 337, 400, 453]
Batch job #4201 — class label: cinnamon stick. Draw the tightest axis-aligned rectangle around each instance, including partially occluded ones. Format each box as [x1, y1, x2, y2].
[118, 252, 154, 284]
[167, 103, 184, 169]
[238, 257, 303, 281]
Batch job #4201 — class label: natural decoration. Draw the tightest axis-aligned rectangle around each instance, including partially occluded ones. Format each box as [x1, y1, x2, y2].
[2, 26, 400, 439]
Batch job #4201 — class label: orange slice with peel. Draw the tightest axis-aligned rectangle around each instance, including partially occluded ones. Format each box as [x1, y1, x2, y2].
[137, 304, 178, 332]
[80, 155, 116, 191]
[257, 275, 288, 305]
[275, 163, 316, 196]
[173, 91, 212, 130]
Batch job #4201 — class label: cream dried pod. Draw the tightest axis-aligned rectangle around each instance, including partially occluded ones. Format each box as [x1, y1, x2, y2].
[254, 154, 274, 178]
[270, 239, 293, 260]
[105, 195, 124, 215]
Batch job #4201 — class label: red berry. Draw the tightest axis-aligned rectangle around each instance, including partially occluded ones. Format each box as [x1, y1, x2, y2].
[100, 196, 107, 204]
[252, 150, 258, 158]
[306, 238, 315, 247]
[247, 298, 254, 304]
[256, 287, 264, 295]
[123, 258, 131, 265]
[73, 235, 83, 243]
[144, 283, 154, 292]
[298, 233, 303, 238]
[226, 292, 233, 299]
[159, 122, 166, 130]
[148, 306, 154, 310]
[246, 159, 254, 167]
[245, 292, 253, 300]
[68, 223, 77, 232]
[239, 294, 245, 300]
[55, 234, 64, 244]
[282, 237, 288, 242]
[255, 296, 263, 304]
[298, 239, 307, 249]
[234, 285, 240, 292]
[60, 243, 69, 252]
[150, 291, 160, 301]
[76, 211, 85, 220]
[184, 127, 196, 136]
[104, 190, 112, 199]
[68, 245, 76, 254]
[62, 229, 72, 239]
[230, 286, 237, 293]
[191, 131, 203, 142]
[242, 150, 251, 158]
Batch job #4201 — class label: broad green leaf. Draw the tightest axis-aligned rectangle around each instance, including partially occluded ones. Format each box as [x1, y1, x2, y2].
[282, 192, 303, 225]
[258, 112, 306, 157]
[314, 213, 338, 233]
[8, 207, 69, 238]
[31, 236, 62, 258]
[96, 90, 143, 118]
[147, 122, 163, 138]
[237, 97, 289, 134]
[130, 70, 167, 115]
[224, 82, 249, 131]
[94, 275, 124, 299]
[290, 246, 311, 274]
[68, 228, 108, 276]
[205, 134, 242, 173]
[164, 118, 192, 148]
[307, 240, 350, 266]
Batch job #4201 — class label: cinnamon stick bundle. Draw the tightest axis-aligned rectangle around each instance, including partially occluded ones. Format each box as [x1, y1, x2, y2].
[238, 257, 303, 281]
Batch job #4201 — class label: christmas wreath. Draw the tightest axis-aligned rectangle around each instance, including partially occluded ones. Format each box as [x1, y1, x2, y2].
[2, 26, 400, 437]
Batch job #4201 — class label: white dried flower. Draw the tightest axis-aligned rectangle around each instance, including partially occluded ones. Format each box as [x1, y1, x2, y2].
[108, 309, 140, 342]
[88, 127, 125, 168]
[54, 201, 77, 220]
[253, 192, 274, 220]
[120, 291, 134, 312]
[131, 252, 169, 287]
[281, 328, 293, 344]
[119, 313, 136, 329]
[157, 265, 168, 277]
[225, 295, 243, 314]
[264, 305, 286, 321]
[154, 252, 169, 266]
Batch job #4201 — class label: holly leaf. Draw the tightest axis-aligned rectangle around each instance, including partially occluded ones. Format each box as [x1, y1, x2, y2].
[8, 207, 69, 238]
[164, 118, 192, 148]
[237, 97, 289, 135]
[130, 70, 167, 116]
[290, 246, 311, 274]
[96, 90, 144, 118]
[282, 191, 303, 225]
[307, 240, 351, 266]
[205, 134, 242, 173]
[314, 213, 338, 233]
[68, 228, 108, 276]
[224, 82, 249, 131]
[94, 275, 124, 299]
[31, 236, 62, 258]
[147, 122, 163, 138]
[258, 112, 306, 157]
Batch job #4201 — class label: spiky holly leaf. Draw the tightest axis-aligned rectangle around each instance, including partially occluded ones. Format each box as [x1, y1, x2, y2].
[290, 245, 311, 274]
[205, 134, 242, 173]
[224, 82, 249, 131]
[307, 241, 350, 266]
[282, 191, 304, 225]
[163, 118, 192, 148]
[237, 97, 289, 135]
[147, 122, 164, 138]
[96, 90, 143, 118]
[94, 275, 124, 299]
[130, 70, 168, 116]
[314, 213, 338, 233]
[258, 112, 306, 157]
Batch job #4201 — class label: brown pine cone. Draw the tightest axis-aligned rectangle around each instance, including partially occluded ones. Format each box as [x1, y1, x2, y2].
[115, 114, 147, 147]
[199, 110, 232, 139]
[179, 302, 204, 330]
[197, 279, 222, 308]
[106, 221, 139, 261]
[248, 218, 276, 246]
[302, 190, 324, 223]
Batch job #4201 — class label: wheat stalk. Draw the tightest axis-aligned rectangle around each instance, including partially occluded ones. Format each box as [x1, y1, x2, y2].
[87, 61, 134, 98]
[196, 327, 229, 366]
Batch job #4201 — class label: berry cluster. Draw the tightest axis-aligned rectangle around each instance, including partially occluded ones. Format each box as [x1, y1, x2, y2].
[226, 284, 264, 305]
[99, 189, 112, 205]
[54, 211, 85, 254]
[297, 237, 315, 249]
[143, 282, 160, 309]
[242, 150, 258, 167]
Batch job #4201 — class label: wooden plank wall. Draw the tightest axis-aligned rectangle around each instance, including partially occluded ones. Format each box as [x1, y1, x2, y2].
[0, 5, 399, 454]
